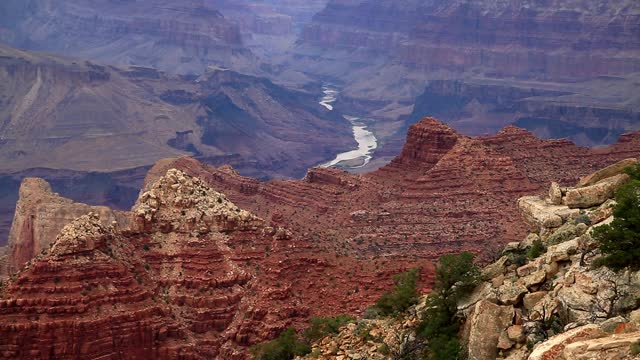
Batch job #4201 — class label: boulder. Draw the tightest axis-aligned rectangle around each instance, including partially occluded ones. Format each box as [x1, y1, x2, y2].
[520, 270, 547, 290]
[630, 308, 640, 327]
[548, 182, 563, 205]
[466, 300, 514, 360]
[523, 291, 548, 311]
[482, 256, 509, 280]
[562, 331, 640, 360]
[564, 174, 630, 209]
[498, 283, 529, 306]
[587, 199, 616, 225]
[576, 158, 637, 188]
[518, 196, 564, 229]
[544, 222, 587, 246]
[507, 325, 526, 343]
[545, 239, 579, 263]
[527, 324, 605, 360]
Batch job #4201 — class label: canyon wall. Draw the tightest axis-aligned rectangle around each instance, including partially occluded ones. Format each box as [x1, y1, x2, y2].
[287, 0, 640, 150]
[0, 0, 257, 74]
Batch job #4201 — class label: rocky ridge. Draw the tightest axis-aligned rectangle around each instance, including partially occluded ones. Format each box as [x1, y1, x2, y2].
[1, 118, 640, 358]
[298, 159, 640, 360]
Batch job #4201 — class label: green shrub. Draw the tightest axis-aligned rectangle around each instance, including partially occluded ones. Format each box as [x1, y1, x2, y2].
[303, 315, 355, 343]
[527, 239, 546, 260]
[251, 328, 311, 360]
[574, 214, 592, 226]
[631, 340, 640, 355]
[418, 252, 479, 359]
[377, 343, 390, 355]
[371, 268, 420, 316]
[592, 164, 640, 271]
[252, 315, 354, 360]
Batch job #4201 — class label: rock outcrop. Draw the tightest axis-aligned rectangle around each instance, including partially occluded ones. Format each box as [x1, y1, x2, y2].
[461, 161, 640, 360]
[4, 177, 128, 275]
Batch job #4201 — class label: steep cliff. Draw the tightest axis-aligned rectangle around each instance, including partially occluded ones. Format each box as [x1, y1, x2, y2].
[0, 44, 351, 178]
[286, 0, 640, 148]
[0, 0, 257, 75]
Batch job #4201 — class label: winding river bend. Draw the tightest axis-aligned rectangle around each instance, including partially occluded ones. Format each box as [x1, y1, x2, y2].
[319, 85, 378, 170]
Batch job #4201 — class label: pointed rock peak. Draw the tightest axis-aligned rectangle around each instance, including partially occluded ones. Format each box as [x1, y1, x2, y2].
[382, 117, 461, 172]
[18, 177, 57, 200]
[411, 117, 460, 135]
[50, 213, 112, 257]
[133, 168, 263, 234]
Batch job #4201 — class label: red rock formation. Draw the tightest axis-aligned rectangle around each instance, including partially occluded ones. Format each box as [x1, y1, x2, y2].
[4, 178, 129, 275]
[1, 117, 639, 358]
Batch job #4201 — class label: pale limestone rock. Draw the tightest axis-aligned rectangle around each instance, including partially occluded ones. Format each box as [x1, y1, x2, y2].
[527, 324, 605, 360]
[587, 199, 616, 225]
[466, 300, 514, 360]
[523, 291, 548, 311]
[563, 331, 640, 360]
[545, 239, 579, 263]
[564, 174, 630, 209]
[498, 282, 529, 306]
[132, 169, 264, 234]
[576, 158, 638, 188]
[482, 256, 509, 280]
[50, 213, 111, 256]
[548, 182, 563, 205]
[520, 270, 546, 290]
[518, 196, 564, 229]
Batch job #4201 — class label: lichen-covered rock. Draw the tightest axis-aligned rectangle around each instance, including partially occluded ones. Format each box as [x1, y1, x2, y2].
[50, 213, 112, 256]
[498, 283, 529, 306]
[133, 168, 264, 233]
[548, 182, 563, 205]
[544, 222, 588, 246]
[564, 174, 630, 209]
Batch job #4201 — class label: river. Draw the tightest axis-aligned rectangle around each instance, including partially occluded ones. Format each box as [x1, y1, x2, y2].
[318, 85, 378, 170]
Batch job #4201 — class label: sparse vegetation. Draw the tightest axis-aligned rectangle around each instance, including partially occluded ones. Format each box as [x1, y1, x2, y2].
[250, 328, 310, 360]
[366, 268, 420, 317]
[592, 164, 640, 271]
[418, 252, 480, 360]
[251, 315, 356, 360]
[303, 315, 355, 344]
[631, 340, 640, 355]
[527, 239, 546, 260]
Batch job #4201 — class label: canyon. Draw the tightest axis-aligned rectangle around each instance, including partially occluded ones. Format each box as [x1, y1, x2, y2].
[1, 117, 640, 358]
[0, 0, 257, 75]
[0, 44, 353, 245]
[286, 0, 640, 151]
